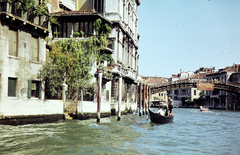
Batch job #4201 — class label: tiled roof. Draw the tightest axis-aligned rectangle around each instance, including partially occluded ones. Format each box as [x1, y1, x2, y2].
[221, 64, 239, 72]
[189, 73, 206, 79]
[51, 10, 98, 16]
[141, 76, 167, 85]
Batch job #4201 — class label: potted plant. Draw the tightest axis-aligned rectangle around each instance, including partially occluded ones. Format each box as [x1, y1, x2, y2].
[54, 31, 60, 38]
[73, 32, 80, 37]
[80, 31, 84, 37]
[89, 32, 93, 37]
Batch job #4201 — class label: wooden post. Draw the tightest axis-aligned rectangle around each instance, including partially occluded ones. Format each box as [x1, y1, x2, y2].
[79, 88, 83, 120]
[143, 83, 146, 115]
[118, 76, 122, 121]
[139, 82, 142, 116]
[145, 84, 148, 115]
[148, 86, 151, 110]
[62, 82, 67, 112]
[97, 70, 102, 123]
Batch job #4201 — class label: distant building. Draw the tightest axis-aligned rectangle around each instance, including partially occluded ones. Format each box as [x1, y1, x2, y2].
[168, 69, 212, 107]
[205, 64, 240, 110]
[195, 67, 215, 74]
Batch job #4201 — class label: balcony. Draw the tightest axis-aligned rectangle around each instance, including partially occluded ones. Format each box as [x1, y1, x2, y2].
[111, 63, 138, 82]
[52, 36, 114, 52]
[0, 2, 51, 31]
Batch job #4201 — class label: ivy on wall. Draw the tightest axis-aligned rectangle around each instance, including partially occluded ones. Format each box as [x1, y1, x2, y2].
[39, 19, 113, 100]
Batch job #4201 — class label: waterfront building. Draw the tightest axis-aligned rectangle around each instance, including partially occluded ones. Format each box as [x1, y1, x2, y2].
[230, 69, 240, 110]
[48, 0, 141, 117]
[75, 0, 141, 114]
[205, 64, 240, 110]
[0, 1, 63, 125]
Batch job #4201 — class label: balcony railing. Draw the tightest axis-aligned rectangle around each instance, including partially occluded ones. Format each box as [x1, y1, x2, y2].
[52, 35, 114, 52]
[0, 2, 51, 30]
[111, 63, 138, 82]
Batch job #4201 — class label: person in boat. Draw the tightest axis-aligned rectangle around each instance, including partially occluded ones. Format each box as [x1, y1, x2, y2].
[168, 97, 174, 113]
[156, 106, 165, 116]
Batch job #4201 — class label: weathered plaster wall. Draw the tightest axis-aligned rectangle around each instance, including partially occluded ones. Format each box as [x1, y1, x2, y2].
[0, 19, 63, 118]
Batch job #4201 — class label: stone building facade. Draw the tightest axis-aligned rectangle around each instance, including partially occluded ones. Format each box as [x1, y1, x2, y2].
[0, 2, 63, 125]
[75, 0, 141, 113]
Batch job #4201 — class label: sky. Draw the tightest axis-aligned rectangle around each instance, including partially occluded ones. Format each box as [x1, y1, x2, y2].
[137, 0, 240, 78]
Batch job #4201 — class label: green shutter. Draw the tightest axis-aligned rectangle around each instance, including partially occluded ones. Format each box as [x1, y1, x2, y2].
[8, 78, 16, 97]
[28, 80, 32, 98]
[37, 81, 42, 99]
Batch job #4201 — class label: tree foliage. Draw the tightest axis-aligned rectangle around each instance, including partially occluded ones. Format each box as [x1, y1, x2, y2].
[39, 19, 112, 100]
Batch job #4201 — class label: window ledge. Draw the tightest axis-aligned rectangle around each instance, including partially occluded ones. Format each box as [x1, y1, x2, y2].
[7, 96, 18, 100]
[30, 60, 40, 64]
[8, 55, 19, 60]
[29, 97, 40, 100]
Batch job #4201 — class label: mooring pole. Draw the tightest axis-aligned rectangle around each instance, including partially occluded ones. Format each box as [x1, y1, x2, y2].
[62, 82, 67, 112]
[117, 75, 122, 121]
[97, 70, 102, 123]
[143, 83, 146, 115]
[79, 88, 83, 120]
[139, 82, 142, 116]
[148, 85, 151, 111]
[146, 84, 148, 115]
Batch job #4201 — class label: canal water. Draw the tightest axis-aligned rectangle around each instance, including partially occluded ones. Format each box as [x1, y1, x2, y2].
[1, 108, 240, 155]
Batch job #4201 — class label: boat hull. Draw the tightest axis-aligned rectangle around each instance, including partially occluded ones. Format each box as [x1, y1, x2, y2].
[200, 106, 209, 112]
[148, 110, 174, 124]
[200, 109, 209, 112]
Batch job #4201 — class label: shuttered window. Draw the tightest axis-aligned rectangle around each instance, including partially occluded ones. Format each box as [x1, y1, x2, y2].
[8, 77, 17, 97]
[74, 22, 79, 32]
[31, 36, 39, 61]
[67, 22, 71, 38]
[84, 22, 88, 35]
[8, 28, 18, 56]
[89, 22, 93, 34]
[63, 23, 67, 38]
[28, 80, 42, 98]
[80, 22, 84, 32]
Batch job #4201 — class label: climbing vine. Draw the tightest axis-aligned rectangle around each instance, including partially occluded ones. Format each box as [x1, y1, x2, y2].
[39, 19, 112, 100]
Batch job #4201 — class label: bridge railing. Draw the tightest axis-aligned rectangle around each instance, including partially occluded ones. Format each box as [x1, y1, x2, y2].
[151, 79, 240, 89]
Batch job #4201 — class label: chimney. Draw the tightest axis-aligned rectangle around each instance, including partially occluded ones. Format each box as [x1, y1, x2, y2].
[235, 64, 239, 72]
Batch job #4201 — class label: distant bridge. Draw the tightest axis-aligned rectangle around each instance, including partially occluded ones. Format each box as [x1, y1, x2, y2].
[150, 80, 240, 94]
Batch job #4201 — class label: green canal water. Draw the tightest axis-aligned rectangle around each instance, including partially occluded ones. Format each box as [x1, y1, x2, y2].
[1, 108, 240, 155]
